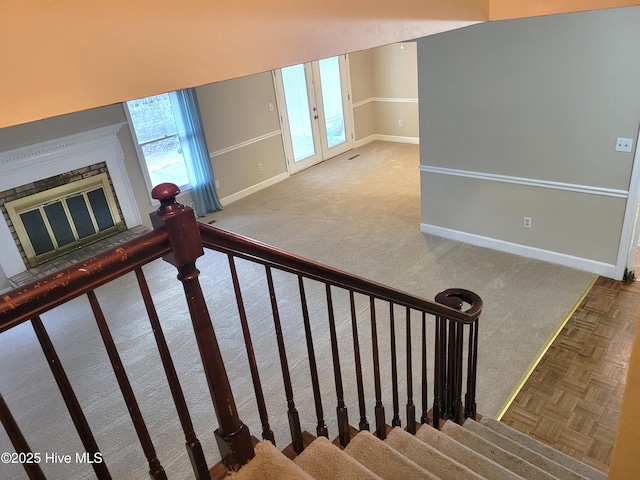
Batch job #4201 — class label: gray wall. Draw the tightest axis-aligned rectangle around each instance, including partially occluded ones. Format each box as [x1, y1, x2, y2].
[418, 6, 640, 270]
[197, 72, 286, 200]
[350, 43, 419, 143]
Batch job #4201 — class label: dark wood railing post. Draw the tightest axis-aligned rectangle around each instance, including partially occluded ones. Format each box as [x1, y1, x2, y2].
[135, 268, 209, 479]
[265, 266, 304, 453]
[0, 393, 46, 480]
[434, 289, 482, 427]
[150, 183, 253, 471]
[432, 313, 446, 430]
[434, 290, 464, 427]
[405, 307, 416, 434]
[389, 304, 401, 429]
[465, 319, 479, 420]
[31, 315, 112, 479]
[326, 285, 351, 447]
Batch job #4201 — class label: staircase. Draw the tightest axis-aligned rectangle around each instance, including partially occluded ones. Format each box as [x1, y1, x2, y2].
[2, 186, 590, 479]
[230, 418, 606, 480]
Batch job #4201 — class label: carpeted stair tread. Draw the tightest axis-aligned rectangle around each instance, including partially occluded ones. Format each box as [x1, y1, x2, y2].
[294, 436, 383, 480]
[479, 418, 606, 480]
[384, 427, 483, 480]
[463, 419, 585, 480]
[441, 421, 559, 480]
[416, 424, 525, 480]
[229, 440, 314, 479]
[344, 430, 441, 479]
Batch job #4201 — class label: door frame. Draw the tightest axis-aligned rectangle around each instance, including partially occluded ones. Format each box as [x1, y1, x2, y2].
[616, 124, 640, 280]
[273, 55, 354, 175]
[272, 64, 322, 174]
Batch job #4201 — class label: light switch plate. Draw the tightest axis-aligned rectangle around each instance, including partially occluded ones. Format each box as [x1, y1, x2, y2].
[615, 138, 633, 153]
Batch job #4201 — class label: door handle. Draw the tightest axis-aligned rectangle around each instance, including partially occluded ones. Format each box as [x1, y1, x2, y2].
[314, 115, 318, 120]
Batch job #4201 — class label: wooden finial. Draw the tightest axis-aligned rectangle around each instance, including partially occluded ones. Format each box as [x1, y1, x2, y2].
[151, 183, 181, 215]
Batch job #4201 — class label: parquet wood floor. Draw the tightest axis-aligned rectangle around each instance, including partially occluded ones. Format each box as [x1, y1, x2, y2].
[500, 276, 640, 473]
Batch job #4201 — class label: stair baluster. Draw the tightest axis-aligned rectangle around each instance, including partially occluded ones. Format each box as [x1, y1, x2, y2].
[265, 266, 304, 453]
[135, 268, 209, 479]
[0, 393, 46, 480]
[325, 285, 350, 446]
[87, 290, 167, 480]
[442, 294, 464, 423]
[420, 312, 429, 425]
[349, 291, 370, 432]
[405, 307, 417, 434]
[31, 315, 112, 479]
[370, 297, 386, 439]
[389, 303, 401, 428]
[298, 276, 328, 438]
[432, 314, 445, 429]
[465, 319, 479, 420]
[228, 255, 275, 444]
[451, 321, 464, 423]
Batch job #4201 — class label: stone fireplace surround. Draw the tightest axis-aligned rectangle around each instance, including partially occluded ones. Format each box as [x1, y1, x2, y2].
[0, 124, 142, 279]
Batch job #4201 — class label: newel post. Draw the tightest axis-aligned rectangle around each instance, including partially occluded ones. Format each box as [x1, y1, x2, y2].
[433, 288, 482, 427]
[150, 183, 254, 471]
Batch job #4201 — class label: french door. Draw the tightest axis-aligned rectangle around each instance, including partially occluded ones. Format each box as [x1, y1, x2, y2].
[274, 55, 353, 174]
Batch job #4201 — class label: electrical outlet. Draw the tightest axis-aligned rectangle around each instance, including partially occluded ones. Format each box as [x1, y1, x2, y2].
[398, 120, 403, 127]
[268, 103, 274, 112]
[524, 217, 532, 229]
[615, 137, 633, 153]
[258, 163, 263, 171]
[215, 179, 220, 188]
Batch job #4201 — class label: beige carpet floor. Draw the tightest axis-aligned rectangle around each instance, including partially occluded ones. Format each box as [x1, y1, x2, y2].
[0, 141, 595, 479]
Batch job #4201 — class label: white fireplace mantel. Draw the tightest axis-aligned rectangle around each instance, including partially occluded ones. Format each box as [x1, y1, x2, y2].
[0, 123, 142, 279]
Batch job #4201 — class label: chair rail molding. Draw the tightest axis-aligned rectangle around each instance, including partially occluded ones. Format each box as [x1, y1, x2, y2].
[419, 165, 629, 198]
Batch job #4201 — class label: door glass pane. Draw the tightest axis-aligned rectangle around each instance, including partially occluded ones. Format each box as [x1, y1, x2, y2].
[20, 209, 55, 255]
[318, 57, 346, 148]
[44, 202, 76, 247]
[87, 188, 116, 231]
[281, 65, 316, 161]
[67, 194, 96, 239]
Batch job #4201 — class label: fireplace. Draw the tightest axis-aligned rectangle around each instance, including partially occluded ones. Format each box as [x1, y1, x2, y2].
[4, 173, 125, 267]
[0, 124, 143, 280]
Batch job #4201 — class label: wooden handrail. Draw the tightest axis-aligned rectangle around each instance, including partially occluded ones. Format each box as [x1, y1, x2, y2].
[0, 229, 170, 333]
[197, 223, 482, 323]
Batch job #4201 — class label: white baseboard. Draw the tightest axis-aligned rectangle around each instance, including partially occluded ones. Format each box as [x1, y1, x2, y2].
[353, 134, 419, 149]
[353, 135, 376, 148]
[220, 172, 290, 206]
[420, 223, 618, 278]
[375, 134, 419, 144]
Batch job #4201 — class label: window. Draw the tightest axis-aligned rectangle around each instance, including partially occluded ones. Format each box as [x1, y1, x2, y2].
[125, 92, 191, 191]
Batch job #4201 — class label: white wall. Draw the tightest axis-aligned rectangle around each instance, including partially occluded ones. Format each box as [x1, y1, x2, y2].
[418, 6, 640, 277]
